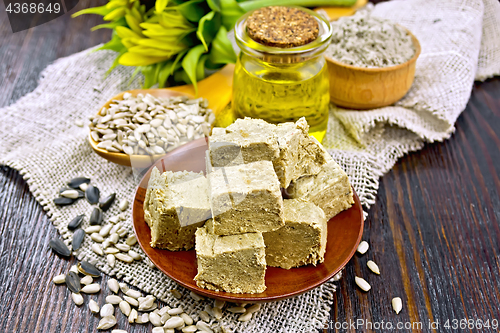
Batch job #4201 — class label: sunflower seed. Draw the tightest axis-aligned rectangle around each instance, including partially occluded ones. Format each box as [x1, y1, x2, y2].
[100, 303, 114, 317]
[128, 250, 142, 261]
[81, 275, 93, 285]
[153, 328, 166, 333]
[212, 307, 223, 320]
[165, 317, 185, 329]
[54, 197, 75, 206]
[68, 177, 91, 189]
[68, 214, 85, 230]
[180, 313, 193, 325]
[181, 325, 197, 333]
[115, 253, 134, 263]
[119, 282, 129, 294]
[106, 295, 122, 304]
[392, 297, 402, 314]
[49, 237, 71, 257]
[367, 260, 380, 275]
[149, 312, 162, 326]
[72, 293, 84, 306]
[214, 300, 225, 309]
[90, 207, 103, 225]
[92, 244, 103, 255]
[79, 261, 101, 277]
[119, 300, 131, 316]
[53, 274, 66, 284]
[72, 229, 85, 251]
[99, 193, 116, 211]
[65, 271, 81, 293]
[199, 311, 210, 322]
[204, 305, 214, 317]
[99, 224, 113, 237]
[357, 241, 369, 254]
[105, 247, 120, 254]
[105, 254, 115, 268]
[91, 233, 104, 243]
[97, 315, 117, 330]
[85, 225, 101, 234]
[125, 235, 137, 246]
[125, 289, 142, 299]
[136, 313, 149, 324]
[355, 276, 371, 292]
[116, 228, 128, 237]
[227, 307, 246, 314]
[89, 299, 100, 314]
[246, 304, 261, 314]
[79, 183, 89, 191]
[114, 243, 129, 252]
[70, 265, 79, 274]
[81, 283, 100, 293]
[107, 279, 119, 294]
[85, 185, 100, 204]
[61, 189, 79, 199]
[112, 330, 128, 333]
[170, 289, 182, 299]
[109, 233, 120, 244]
[128, 308, 138, 323]
[238, 312, 252, 322]
[123, 295, 138, 307]
[139, 298, 155, 311]
[196, 321, 213, 333]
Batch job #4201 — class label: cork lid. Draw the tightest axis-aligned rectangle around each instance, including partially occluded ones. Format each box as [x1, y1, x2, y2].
[246, 6, 319, 48]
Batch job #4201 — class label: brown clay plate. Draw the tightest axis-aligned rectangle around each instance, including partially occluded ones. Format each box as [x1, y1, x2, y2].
[132, 138, 364, 303]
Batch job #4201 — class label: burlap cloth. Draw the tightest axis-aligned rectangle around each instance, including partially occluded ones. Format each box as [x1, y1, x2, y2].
[1, 0, 499, 332]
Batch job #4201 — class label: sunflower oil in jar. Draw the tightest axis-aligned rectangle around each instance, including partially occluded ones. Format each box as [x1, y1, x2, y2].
[232, 6, 332, 142]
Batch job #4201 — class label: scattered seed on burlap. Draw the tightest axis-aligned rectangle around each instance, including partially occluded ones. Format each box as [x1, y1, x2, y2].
[68, 214, 85, 230]
[79, 261, 101, 277]
[90, 94, 214, 156]
[90, 207, 103, 225]
[85, 185, 100, 204]
[99, 193, 116, 211]
[72, 229, 85, 251]
[165, 317, 184, 329]
[68, 177, 90, 189]
[54, 197, 75, 206]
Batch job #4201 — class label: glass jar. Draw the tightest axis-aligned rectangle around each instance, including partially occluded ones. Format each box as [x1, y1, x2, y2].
[232, 7, 332, 142]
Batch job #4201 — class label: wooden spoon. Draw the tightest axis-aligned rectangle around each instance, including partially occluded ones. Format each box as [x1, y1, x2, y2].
[89, 64, 234, 168]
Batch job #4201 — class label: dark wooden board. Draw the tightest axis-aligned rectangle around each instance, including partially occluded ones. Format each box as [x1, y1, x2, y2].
[1, 1, 500, 332]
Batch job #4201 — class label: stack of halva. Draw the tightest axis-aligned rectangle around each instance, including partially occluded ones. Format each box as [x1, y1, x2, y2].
[144, 117, 354, 294]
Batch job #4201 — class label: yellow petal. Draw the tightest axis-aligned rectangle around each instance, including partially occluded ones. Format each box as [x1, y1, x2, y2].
[118, 52, 171, 66]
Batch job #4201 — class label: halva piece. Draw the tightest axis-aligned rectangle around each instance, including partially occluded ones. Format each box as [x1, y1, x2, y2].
[194, 225, 266, 294]
[209, 160, 285, 235]
[287, 160, 354, 220]
[145, 167, 211, 251]
[263, 199, 327, 269]
[274, 117, 333, 187]
[209, 118, 279, 167]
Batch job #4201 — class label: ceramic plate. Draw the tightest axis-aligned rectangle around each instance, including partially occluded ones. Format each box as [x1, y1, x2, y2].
[132, 138, 364, 302]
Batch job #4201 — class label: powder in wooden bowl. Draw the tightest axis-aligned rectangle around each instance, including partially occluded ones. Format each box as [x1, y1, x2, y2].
[246, 6, 319, 48]
[325, 9, 415, 68]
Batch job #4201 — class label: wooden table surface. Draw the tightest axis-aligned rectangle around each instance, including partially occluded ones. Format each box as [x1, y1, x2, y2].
[1, 1, 499, 332]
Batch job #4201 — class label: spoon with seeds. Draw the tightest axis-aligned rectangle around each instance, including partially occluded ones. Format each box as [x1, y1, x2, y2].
[89, 65, 234, 167]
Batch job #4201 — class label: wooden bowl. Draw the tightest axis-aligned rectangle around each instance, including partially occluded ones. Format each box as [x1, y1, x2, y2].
[325, 28, 421, 109]
[89, 65, 234, 168]
[132, 138, 364, 303]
